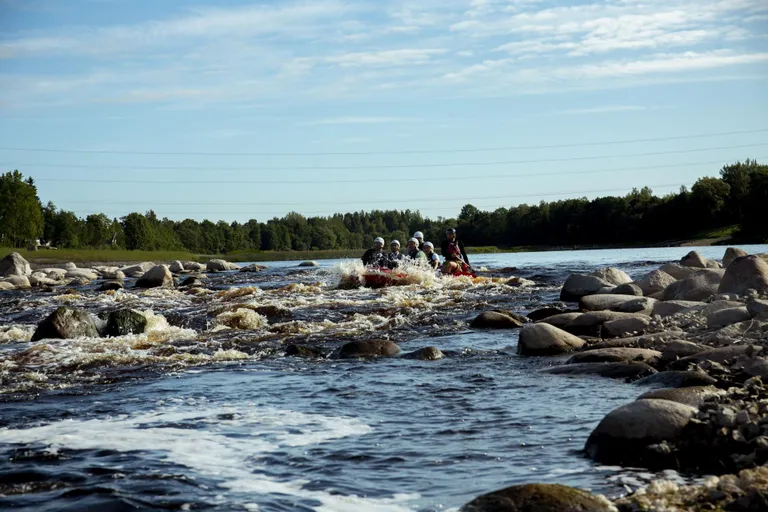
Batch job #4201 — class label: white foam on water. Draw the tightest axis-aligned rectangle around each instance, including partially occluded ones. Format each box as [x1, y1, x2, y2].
[0, 402, 419, 511]
[0, 324, 34, 343]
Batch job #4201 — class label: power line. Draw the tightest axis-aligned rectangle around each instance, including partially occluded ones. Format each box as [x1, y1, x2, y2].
[62, 183, 684, 216]
[16, 142, 767, 174]
[1, 128, 766, 156]
[36, 157, 753, 187]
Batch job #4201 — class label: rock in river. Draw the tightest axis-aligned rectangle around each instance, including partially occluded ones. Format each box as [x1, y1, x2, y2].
[470, 311, 525, 329]
[401, 346, 445, 360]
[567, 347, 661, 365]
[612, 283, 643, 296]
[0, 252, 31, 277]
[560, 274, 613, 301]
[717, 255, 768, 295]
[579, 294, 647, 312]
[31, 306, 99, 341]
[206, 259, 240, 272]
[636, 386, 725, 408]
[635, 269, 677, 296]
[299, 261, 319, 267]
[681, 250, 720, 269]
[460, 483, 615, 512]
[590, 267, 632, 286]
[517, 323, 585, 356]
[105, 309, 148, 337]
[135, 265, 174, 288]
[722, 247, 748, 268]
[633, 370, 717, 388]
[543, 362, 657, 380]
[662, 270, 723, 301]
[337, 340, 401, 358]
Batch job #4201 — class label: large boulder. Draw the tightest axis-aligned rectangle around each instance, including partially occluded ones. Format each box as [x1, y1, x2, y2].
[661, 271, 722, 301]
[182, 261, 205, 271]
[7, 275, 31, 288]
[633, 370, 716, 388]
[298, 261, 319, 267]
[337, 340, 401, 358]
[29, 275, 57, 287]
[169, 261, 185, 273]
[540, 312, 582, 328]
[722, 247, 748, 268]
[590, 267, 632, 286]
[135, 265, 174, 288]
[567, 347, 661, 365]
[651, 300, 706, 318]
[239, 263, 267, 273]
[105, 309, 148, 337]
[31, 306, 99, 341]
[542, 362, 657, 380]
[37, 268, 67, 280]
[717, 255, 768, 295]
[635, 270, 677, 296]
[65, 269, 99, 281]
[680, 250, 719, 269]
[99, 280, 124, 291]
[100, 268, 125, 280]
[207, 259, 240, 272]
[566, 311, 647, 335]
[659, 341, 708, 363]
[0, 252, 31, 277]
[517, 324, 585, 356]
[460, 483, 615, 512]
[470, 311, 525, 329]
[401, 346, 445, 360]
[560, 274, 613, 301]
[120, 263, 154, 277]
[602, 316, 651, 338]
[659, 263, 698, 280]
[0, 281, 14, 291]
[670, 345, 764, 369]
[579, 294, 645, 312]
[747, 298, 768, 318]
[584, 399, 697, 467]
[637, 386, 725, 408]
[707, 307, 751, 328]
[612, 283, 643, 296]
[526, 307, 567, 321]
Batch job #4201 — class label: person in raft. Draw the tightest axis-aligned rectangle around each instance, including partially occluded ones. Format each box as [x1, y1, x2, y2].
[412, 231, 425, 250]
[422, 242, 440, 269]
[405, 237, 427, 264]
[441, 228, 470, 274]
[361, 237, 386, 267]
[387, 240, 405, 268]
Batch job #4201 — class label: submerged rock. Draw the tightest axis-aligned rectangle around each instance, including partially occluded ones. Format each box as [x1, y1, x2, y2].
[105, 309, 148, 337]
[31, 306, 99, 341]
[517, 323, 585, 356]
[633, 370, 717, 388]
[718, 255, 768, 295]
[99, 280, 124, 291]
[239, 263, 267, 273]
[543, 362, 657, 380]
[298, 261, 319, 267]
[567, 348, 661, 365]
[470, 311, 525, 329]
[526, 306, 567, 321]
[285, 344, 324, 358]
[135, 265, 174, 288]
[460, 483, 615, 512]
[337, 340, 401, 358]
[0, 252, 31, 277]
[401, 346, 445, 360]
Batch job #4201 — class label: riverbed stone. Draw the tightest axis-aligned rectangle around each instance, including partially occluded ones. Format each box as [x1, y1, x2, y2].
[64, 269, 98, 281]
[612, 283, 643, 296]
[299, 261, 319, 267]
[105, 309, 148, 337]
[7, 275, 31, 288]
[120, 263, 152, 277]
[717, 255, 768, 295]
[337, 340, 401, 358]
[659, 341, 708, 363]
[31, 306, 99, 341]
[602, 316, 651, 338]
[169, 261, 185, 273]
[565, 311, 647, 336]
[747, 298, 768, 318]
[585, 399, 697, 467]
[635, 269, 677, 296]
[38, 268, 67, 280]
[29, 275, 57, 287]
[633, 370, 717, 388]
[99, 280, 124, 291]
[611, 297, 657, 314]
[526, 306, 567, 321]
[659, 263, 698, 280]
[0, 281, 14, 291]
[590, 267, 632, 286]
[470, 311, 525, 329]
[637, 386, 725, 408]
[460, 483, 615, 512]
[567, 347, 661, 365]
[702, 319, 765, 346]
[207, 259, 239, 272]
[543, 362, 657, 380]
[182, 261, 205, 271]
[670, 345, 764, 369]
[681, 250, 720, 269]
[560, 274, 613, 301]
[580, 294, 645, 312]
[239, 263, 267, 273]
[0, 252, 31, 277]
[517, 323, 585, 356]
[583, 330, 682, 351]
[662, 271, 723, 301]
[707, 306, 751, 328]
[401, 346, 445, 360]
[285, 344, 324, 358]
[539, 312, 582, 328]
[135, 265, 174, 288]
[652, 300, 706, 318]
[723, 247, 748, 268]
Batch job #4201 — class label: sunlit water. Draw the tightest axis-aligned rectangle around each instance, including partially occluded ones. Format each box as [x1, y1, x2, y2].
[1, 245, 766, 511]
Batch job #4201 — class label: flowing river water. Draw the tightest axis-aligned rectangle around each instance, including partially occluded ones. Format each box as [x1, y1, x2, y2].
[2, 245, 767, 511]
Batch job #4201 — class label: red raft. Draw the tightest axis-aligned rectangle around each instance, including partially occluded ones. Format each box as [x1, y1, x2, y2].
[360, 266, 476, 288]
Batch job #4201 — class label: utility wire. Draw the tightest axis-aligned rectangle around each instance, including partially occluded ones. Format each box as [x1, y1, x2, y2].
[17, 142, 767, 174]
[1, 128, 766, 156]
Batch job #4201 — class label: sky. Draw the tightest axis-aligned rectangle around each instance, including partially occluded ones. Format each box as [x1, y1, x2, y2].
[1, 0, 767, 223]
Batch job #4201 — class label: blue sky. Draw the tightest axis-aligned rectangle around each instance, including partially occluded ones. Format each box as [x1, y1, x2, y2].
[1, 0, 767, 223]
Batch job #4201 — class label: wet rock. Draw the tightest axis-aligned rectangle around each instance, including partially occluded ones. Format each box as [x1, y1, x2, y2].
[612, 283, 643, 296]
[540, 312, 582, 328]
[64, 269, 98, 280]
[29, 275, 57, 287]
[602, 316, 651, 338]
[169, 260, 184, 273]
[401, 346, 445, 360]
[527, 307, 567, 321]
[337, 340, 401, 358]
[584, 330, 682, 351]
[670, 345, 764, 370]
[298, 261, 319, 267]
[659, 263, 698, 280]
[681, 250, 720, 269]
[179, 276, 201, 287]
[135, 265, 174, 288]
[0, 252, 31, 277]
[68, 276, 91, 287]
[7, 275, 31, 288]
[747, 299, 768, 318]
[612, 297, 657, 314]
[543, 362, 657, 380]
[652, 300, 706, 318]
[31, 306, 99, 341]
[182, 261, 205, 271]
[635, 269, 678, 297]
[662, 270, 723, 301]
[634, 370, 717, 388]
[207, 259, 240, 272]
[590, 267, 633, 286]
[711, 292, 740, 302]
[560, 274, 614, 301]
[98, 280, 124, 291]
[707, 306, 751, 328]
[239, 263, 267, 273]
[64, 262, 77, 270]
[470, 311, 525, 329]
[285, 344, 324, 358]
[517, 323, 585, 356]
[0, 281, 14, 291]
[580, 294, 646, 312]
[120, 263, 152, 277]
[723, 247, 749, 268]
[100, 269, 125, 280]
[718, 255, 768, 295]
[567, 347, 661, 365]
[637, 386, 725, 408]
[460, 482, 615, 512]
[585, 399, 697, 468]
[566, 311, 647, 336]
[105, 309, 147, 337]
[659, 341, 708, 363]
[37, 268, 67, 280]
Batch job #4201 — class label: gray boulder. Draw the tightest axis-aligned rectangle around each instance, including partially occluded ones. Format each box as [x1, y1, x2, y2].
[602, 316, 651, 338]
[337, 340, 401, 358]
[470, 311, 525, 329]
[207, 259, 240, 272]
[65, 269, 99, 281]
[637, 386, 725, 408]
[299, 261, 319, 267]
[659, 341, 708, 363]
[526, 307, 567, 321]
[7, 275, 31, 288]
[717, 255, 768, 295]
[611, 297, 657, 314]
[680, 250, 719, 269]
[120, 262, 155, 277]
[633, 370, 716, 388]
[560, 274, 613, 301]
[135, 265, 174, 288]
[635, 270, 677, 296]
[460, 483, 615, 512]
[613, 283, 643, 296]
[579, 294, 646, 312]
[652, 300, 706, 318]
[182, 261, 205, 271]
[401, 346, 445, 360]
[38, 268, 67, 280]
[31, 306, 99, 341]
[539, 312, 582, 328]
[670, 345, 764, 369]
[99, 280, 124, 291]
[239, 263, 267, 273]
[662, 270, 722, 301]
[64, 262, 77, 270]
[566, 311, 647, 335]
[517, 323, 585, 356]
[0, 252, 31, 277]
[707, 307, 751, 328]
[169, 261, 185, 273]
[29, 275, 57, 287]
[105, 309, 148, 337]
[542, 362, 657, 380]
[722, 247, 748, 268]
[590, 267, 632, 286]
[659, 263, 698, 280]
[567, 347, 661, 365]
[0, 281, 14, 291]
[747, 298, 768, 318]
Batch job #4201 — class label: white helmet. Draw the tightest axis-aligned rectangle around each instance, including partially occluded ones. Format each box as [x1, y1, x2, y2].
[408, 237, 419, 246]
[413, 231, 424, 239]
[374, 237, 384, 245]
[423, 241, 434, 250]
[390, 240, 400, 247]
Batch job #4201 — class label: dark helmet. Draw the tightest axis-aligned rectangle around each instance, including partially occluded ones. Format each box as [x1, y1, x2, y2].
[445, 228, 456, 235]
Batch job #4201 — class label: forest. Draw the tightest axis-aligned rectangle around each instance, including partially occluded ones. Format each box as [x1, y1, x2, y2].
[1, 160, 766, 254]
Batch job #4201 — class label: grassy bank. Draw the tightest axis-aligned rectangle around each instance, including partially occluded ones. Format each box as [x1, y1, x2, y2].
[0, 248, 199, 265]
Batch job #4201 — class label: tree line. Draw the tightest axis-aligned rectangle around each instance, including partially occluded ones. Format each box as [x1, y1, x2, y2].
[1, 160, 766, 253]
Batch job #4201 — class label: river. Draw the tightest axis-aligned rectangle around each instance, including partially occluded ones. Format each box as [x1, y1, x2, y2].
[1, 245, 766, 511]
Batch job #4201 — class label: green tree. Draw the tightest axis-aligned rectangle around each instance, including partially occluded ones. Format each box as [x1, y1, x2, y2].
[0, 171, 44, 247]
[84, 213, 112, 247]
[122, 213, 153, 250]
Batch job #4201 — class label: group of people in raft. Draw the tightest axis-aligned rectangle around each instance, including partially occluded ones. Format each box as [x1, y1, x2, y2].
[361, 228, 472, 275]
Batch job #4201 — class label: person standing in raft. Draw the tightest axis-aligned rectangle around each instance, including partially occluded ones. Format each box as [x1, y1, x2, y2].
[361, 237, 386, 267]
[412, 231, 425, 250]
[423, 242, 440, 269]
[405, 238, 427, 265]
[387, 240, 405, 268]
[441, 228, 470, 274]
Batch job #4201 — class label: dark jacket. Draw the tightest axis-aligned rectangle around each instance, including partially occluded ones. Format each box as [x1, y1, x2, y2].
[387, 251, 405, 268]
[441, 239, 469, 264]
[362, 248, 386, 267]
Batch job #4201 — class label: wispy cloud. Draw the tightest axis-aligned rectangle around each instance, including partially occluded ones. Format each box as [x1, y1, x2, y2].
[300, 116, 420, 126]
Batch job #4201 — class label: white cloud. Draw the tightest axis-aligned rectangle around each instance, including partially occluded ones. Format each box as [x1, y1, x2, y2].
[551, 105, 650, 115]
[300, 116, 419, 126]
[325, 49, 448, 67]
